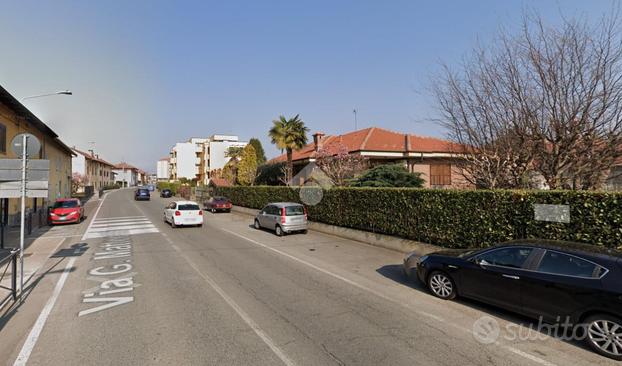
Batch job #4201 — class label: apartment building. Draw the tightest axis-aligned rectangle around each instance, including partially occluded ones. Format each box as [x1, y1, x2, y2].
[72, 148, 115, 191]
[156, 157, 170, 181]
[168, 135, 247, 184]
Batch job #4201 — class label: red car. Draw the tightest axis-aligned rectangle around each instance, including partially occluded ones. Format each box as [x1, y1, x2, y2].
[204, 196, 232, 213]
[49, 198, 84, 225]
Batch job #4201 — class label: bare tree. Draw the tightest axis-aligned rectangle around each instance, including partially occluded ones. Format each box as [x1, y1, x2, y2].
[314, 145, 368, 186]
[435, 10, 622, 190]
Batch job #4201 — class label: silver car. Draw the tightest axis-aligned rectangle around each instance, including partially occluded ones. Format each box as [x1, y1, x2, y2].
[254, 202, 308, 236]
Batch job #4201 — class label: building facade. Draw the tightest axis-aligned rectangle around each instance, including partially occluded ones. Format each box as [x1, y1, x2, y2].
[168, 135, 247, 184]
[72, 148, 115, 191]
[156, 157, 170, 181]
[270, 127, 472, 189]
[113, 163, 140, 187]
[0, 84, 75, 226]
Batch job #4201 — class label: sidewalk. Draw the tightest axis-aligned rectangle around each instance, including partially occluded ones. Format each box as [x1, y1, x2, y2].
[0, 193, 99, 309]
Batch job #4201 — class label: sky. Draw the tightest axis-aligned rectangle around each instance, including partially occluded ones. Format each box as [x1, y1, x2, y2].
[0, 0, 615, 172]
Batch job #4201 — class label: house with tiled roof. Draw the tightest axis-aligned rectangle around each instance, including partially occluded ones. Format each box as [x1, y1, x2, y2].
[113, 162, 141, 187]
[270, 127, 472, 189]
[72, 147, 116, 192]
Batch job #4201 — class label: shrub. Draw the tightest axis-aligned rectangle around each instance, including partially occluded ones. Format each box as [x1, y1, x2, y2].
[215, 186, 622, 249]
[350, 164, 424, 187]
[156, 181, 182, 195]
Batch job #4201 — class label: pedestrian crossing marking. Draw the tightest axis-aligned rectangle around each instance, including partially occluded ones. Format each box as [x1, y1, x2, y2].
[83, 216, 158, 239]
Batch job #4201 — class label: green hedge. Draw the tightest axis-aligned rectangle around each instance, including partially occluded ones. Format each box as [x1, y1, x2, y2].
[156, 181, 182, 195]
[215, 186, 622, 249]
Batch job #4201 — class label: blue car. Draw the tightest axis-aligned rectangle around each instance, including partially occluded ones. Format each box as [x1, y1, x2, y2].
[134, 188, 150, 201]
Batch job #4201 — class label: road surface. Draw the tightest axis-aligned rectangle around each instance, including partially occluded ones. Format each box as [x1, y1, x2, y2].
[0, 189, 616, 365]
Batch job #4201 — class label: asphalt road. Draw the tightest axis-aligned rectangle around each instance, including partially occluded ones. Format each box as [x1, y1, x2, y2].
[0, 188, 617, 365]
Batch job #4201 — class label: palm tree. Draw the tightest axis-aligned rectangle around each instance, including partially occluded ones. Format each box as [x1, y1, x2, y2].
[269, 114, 309, 184]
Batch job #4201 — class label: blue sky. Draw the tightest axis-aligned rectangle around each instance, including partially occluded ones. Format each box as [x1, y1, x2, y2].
[0, 0, 614, 172]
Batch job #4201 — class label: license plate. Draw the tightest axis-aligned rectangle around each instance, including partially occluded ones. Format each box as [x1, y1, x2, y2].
[59, 216, 66, 221]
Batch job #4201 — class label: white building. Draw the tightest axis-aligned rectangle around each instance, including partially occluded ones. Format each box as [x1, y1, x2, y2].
[168, 135, 247, 184]
[170, 138, 208, 181]
[112, 162, 140, 187]
[156, 157, 170, 181]
[204, 134, 247, 184]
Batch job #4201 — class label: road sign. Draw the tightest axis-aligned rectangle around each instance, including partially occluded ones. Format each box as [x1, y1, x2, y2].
[0, 159, 49, 181]
[0, 181, 49, 198]
[11, 133, 40, 158]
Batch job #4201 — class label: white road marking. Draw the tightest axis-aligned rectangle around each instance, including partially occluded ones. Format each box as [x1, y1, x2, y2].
[81, 192, 108, 241]
[221, 229, 559, 366]
[172, 243, 296, 366]
[83, 215, 159, 239]
[13, 257, 76, 366]
[87, 224, 156, 232]
[94, 215, 147, 221]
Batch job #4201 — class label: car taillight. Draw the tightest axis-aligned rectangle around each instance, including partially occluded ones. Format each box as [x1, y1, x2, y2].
[175, 211, 181, 216]
[304, 206, 308, 220]
[199, 210, 203, 216]
[281, 208, 286, 224]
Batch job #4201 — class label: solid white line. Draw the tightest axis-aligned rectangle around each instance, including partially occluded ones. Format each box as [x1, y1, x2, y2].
[13, 257, 77, 366]
[87, 224, 156, 233]
[89, 222, 152, 229]
[83, 228, 159, 239]
[221, 229, 558, 366]
[94, 215, 146, 221]
[174, 247, 296, 366]
[81, 193, 108, 241]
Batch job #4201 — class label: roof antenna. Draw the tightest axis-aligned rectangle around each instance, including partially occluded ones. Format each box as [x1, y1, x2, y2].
[353, 108, 358, 130]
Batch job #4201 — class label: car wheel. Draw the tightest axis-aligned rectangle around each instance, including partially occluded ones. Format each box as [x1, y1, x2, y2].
[198, 224, 203, 228]
[171, 220, 177, 228]
[301, 230, 308, 234]
[254, 219, 261, 230]
[585, 314, 622, 360]
[427, 271, 457, 300]
[275, 225, 283, 236]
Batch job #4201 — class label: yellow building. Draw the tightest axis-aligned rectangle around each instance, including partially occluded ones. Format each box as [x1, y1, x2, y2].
[0, 85, 75, 226]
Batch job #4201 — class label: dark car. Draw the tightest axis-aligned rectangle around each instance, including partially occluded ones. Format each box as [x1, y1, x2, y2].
[403, 240, 622, 360]
[134, 188, 150, 201]
[204, 196, 232, 213]
[48, 198, 84, 225]
[160, 189, 172, 198]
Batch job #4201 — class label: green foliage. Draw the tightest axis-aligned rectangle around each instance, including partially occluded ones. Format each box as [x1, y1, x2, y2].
[215, 186, 622, 249]
[350, 164, 425, 188]
[268, 114, 309, 183]
[255, 163, 286, 186]
[237, 144, 257, 186]
[222, 160, 236, 184]
[225, 146, 244, 159]
[248, 138, 267, 165]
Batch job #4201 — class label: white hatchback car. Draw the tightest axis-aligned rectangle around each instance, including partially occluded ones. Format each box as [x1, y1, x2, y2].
[164, 201, 203, 228]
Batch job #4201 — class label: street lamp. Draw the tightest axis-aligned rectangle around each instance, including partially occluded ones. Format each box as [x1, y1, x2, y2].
[22, 90, 73, 101]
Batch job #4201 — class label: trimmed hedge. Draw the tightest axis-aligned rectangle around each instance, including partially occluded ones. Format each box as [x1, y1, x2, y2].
[156, 181, 182, 195]
[215, 186, 622, 249]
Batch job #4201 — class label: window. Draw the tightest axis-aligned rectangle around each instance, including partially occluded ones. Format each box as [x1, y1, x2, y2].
[430, 164, 451, 185]
[475, 247, 533, 269]
[537, 251, 600, 278]
[178, 204, 200, 210]
[285, 205, 305, 216]
[53, 200, 78, 208]
[0, 123, 6, 153]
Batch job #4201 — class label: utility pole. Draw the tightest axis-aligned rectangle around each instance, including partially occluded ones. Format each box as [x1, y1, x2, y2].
[19, 134, 27, 302]
[353, 108, 358, 130]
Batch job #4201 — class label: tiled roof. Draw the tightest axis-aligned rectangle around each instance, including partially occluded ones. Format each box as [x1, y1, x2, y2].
[209, 177, 232, 187]
[72, 148, 115, 167]
[114, 162, 140, 171]
[269, 127, 461, 163]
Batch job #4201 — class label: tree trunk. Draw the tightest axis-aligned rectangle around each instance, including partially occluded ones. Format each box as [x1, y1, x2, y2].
[286, 148, 293, 184]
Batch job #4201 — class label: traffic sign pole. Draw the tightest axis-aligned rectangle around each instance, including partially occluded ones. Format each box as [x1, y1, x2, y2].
[19, 133, 27, 302]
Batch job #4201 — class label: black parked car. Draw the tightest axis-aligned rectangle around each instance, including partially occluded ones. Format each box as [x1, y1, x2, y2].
[160, 189, 172, 198]
[134, 188, 150, 201]
[403, 240, 622, 360]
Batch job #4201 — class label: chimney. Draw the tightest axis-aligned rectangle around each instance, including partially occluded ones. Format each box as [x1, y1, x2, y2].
[404, 134, 410, 152]
[313, 132, 325, 152]
[88, 149, 94, 157]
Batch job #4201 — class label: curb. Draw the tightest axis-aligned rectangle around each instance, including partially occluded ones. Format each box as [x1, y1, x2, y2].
[230, 205, 440, 255]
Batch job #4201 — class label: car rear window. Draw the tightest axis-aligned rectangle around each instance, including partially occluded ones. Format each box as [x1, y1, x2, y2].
[285, 205, 305, 216]
[138, 189, 149, 194]
[53, 201, 78, 208]
[178, 204, 200, 210]
[214, 197, 228, 201]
